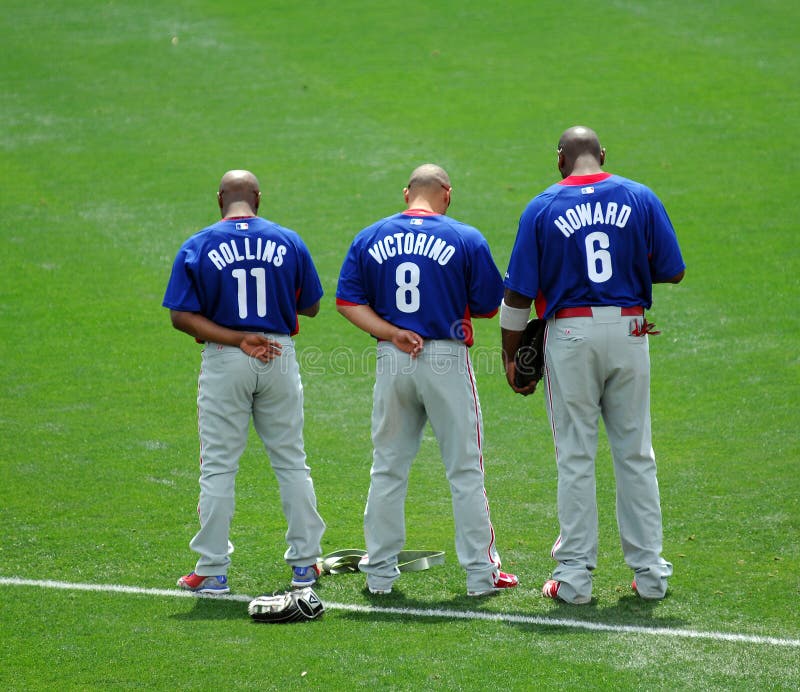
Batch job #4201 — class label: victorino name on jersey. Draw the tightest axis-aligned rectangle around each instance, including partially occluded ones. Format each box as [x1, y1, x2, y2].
[367, 231, 456, 266]
[207, 237, 287, 270]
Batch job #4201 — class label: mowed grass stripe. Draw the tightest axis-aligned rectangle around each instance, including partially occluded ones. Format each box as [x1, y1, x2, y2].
[3, 577, 798, 649]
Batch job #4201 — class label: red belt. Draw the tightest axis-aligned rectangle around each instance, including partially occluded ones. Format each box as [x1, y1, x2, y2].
[554, 306, 643, 318]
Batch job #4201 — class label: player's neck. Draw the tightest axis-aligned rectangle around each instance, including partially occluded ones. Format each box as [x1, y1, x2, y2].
[565, 164, 603, 177]
[559, 171, 612, 186]
[222, 203, 258, 219]
[404, 193, 449, 215]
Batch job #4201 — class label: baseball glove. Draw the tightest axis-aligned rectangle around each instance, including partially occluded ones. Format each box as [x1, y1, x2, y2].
[248, 587, 324, 624]
[513, 318, 546, 389]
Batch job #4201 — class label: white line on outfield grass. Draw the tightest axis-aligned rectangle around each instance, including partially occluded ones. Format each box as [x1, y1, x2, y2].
[3, 576, 798, 648]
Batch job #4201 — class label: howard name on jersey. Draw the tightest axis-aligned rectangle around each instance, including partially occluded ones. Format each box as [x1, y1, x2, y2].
[504, 174, 685, 319]
[552, 200, 632, 238]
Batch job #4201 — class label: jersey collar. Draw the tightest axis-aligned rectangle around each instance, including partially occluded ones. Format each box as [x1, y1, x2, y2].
[402, 208, 439, 216]
[558, 172, 613, 186]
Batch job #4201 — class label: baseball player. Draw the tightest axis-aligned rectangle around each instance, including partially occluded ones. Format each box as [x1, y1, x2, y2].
[163, 169, 326, 594]
[336, 163, 518, 597]
[501, 127, 685, 604]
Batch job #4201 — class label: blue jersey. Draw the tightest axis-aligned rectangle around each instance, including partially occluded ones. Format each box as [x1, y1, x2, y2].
[163, 216, 323, 335]
[336, 211, 503, 346]
[504, 173, 685, 319]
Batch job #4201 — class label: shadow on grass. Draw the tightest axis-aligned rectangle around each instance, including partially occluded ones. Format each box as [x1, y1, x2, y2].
[166, 582, 688, 632]
[331, 586, 689, 632]
[170, 596, 247, 621]
[510, 591, 690, 634]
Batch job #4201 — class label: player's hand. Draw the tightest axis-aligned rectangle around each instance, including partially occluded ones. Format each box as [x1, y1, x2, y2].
[240, 334, 283, 362]
[505, 360, 538, 396]
[392, 329, 424, 358]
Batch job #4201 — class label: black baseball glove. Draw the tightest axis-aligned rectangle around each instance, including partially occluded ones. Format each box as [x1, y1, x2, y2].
[248, 587, 324, 623]
[513, 319, 546, 390]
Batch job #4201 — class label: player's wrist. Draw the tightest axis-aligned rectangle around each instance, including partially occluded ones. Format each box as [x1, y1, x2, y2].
[499, 299, 531, 331]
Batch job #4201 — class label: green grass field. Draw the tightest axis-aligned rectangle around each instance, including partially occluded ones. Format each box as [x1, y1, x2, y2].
[2, 0, 798, 688]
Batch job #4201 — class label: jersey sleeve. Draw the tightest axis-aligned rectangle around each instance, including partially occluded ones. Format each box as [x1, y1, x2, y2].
[162, 244, 202, 312]
[294, 238, 324, 311]
[467, 236, 504, 316]
[335, 238, 369, 305]
[645, 190, 686, 282]
[503, 202, 541, 300]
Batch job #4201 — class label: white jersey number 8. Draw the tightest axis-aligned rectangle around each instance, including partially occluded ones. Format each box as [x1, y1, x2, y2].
[585, 231, 613, 283]
[395, 261, 421, 313]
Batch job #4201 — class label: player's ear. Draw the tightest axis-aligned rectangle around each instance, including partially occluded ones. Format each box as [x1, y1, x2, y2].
[217, 191, 224, 210]
[403, 187, 410, 204]
[599, 147, 606, 166]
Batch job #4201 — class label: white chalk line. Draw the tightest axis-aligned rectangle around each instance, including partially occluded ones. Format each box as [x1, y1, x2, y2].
[2, 576, 798, 648]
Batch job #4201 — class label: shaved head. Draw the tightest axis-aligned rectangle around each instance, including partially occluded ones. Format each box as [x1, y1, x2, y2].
[404, 163, 452, 215]
[218, 169, 261, 217]
[558, 126, 602, 160]
[557, 126, 605, 178]
[219, 169, 260, 199]
[407, 163, 451, 192]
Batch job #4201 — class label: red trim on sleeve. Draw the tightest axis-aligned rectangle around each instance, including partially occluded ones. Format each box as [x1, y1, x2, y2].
[335, 297, 364, 307]
[534, 291, 548, 319]
[291, 288, 302, 336]
[459, 307, 475, 347]
[558, 172, 613, 186]
[471, 307, 499, 319]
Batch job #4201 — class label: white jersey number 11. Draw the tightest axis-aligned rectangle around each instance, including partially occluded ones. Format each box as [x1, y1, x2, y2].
[232, 267, 267, 318]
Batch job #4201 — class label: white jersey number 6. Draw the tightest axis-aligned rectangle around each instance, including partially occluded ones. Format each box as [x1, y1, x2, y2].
[395, 261, 421, 313]
[585, 231, 613, 283]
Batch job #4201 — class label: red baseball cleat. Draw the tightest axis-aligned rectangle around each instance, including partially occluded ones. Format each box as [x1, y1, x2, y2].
[467, 570, 519, 597]
[177, 572, 230, 594]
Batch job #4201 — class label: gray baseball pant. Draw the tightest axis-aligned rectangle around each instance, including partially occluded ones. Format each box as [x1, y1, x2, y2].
[544, 307, 672, 602]
[189, 335, 325, 576]
[360, 340, 501, 593]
